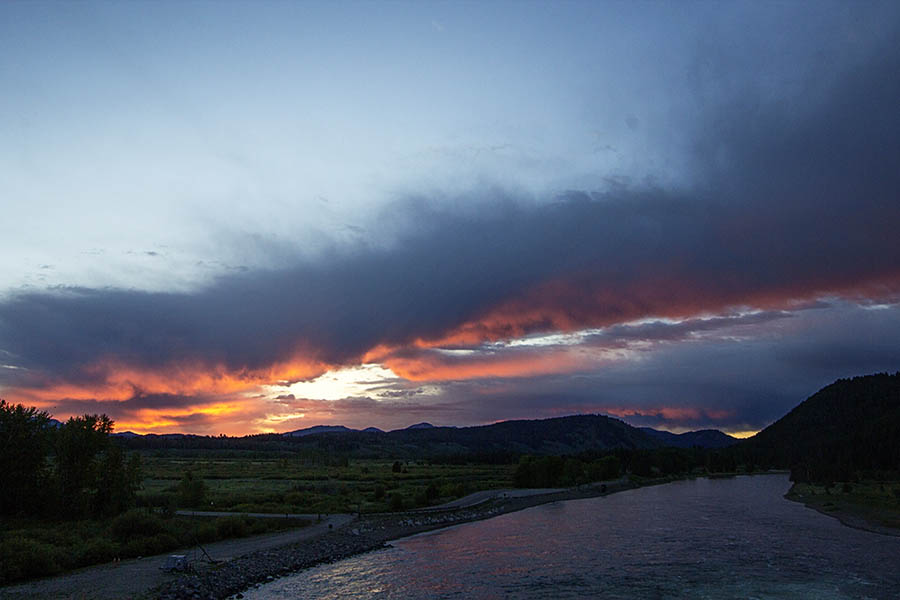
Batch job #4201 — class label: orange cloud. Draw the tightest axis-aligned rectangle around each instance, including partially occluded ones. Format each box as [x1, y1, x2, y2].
[7, 355, 332, 426]
[7, 271, 899, 435]
[380, 349, 593, 381]
[389, 271, 900, 358]
[114, 400, 254, 434]
[602, 406, 734, 422]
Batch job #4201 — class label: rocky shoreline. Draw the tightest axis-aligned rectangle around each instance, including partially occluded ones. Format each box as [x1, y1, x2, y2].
[152, 478, 649, 600]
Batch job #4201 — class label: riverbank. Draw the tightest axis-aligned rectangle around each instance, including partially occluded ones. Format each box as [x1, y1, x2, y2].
[785, 482, 900, 538]
[152, 476, 669, 600]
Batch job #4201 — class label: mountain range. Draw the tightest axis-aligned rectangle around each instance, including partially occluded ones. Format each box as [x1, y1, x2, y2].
[638, 427, 737, 449]
[117, 414, 738, 456]
[103, 371, 900, 479]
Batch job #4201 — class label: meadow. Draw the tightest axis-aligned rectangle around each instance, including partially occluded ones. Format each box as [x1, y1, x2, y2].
[138, 453, 516, 514]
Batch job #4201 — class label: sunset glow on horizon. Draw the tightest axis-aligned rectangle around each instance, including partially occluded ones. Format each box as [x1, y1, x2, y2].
[2, 1, 900, 437]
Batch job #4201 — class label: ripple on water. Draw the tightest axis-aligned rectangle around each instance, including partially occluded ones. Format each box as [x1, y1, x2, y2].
[244, 475, 900, 599]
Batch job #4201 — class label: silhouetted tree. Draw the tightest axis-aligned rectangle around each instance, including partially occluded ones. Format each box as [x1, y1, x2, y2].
[0, 399, 53, 515]
[588, 455, 621, 481]
[55, 414, 114, 517]
[178, 470, 207, 508]
[95, 445, 142, 516]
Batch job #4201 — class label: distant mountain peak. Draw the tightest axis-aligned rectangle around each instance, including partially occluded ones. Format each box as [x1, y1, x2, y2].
[112, 431, 141, 438]
[283, 425, 355, 437]
[405, 422, 435, 430]
[639, 427, 738, 449]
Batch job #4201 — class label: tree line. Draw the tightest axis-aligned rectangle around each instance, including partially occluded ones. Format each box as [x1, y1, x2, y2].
[0, 399, 141, 519]
[512, 447, 752, 488]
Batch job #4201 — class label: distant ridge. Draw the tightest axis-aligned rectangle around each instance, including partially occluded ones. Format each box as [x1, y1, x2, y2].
[639, 427, 738, 449]
[114, 414, 738, 457]
[283, 425, 356, 437]
[365, 414, 660, 456]
[402, 422, 436, 430]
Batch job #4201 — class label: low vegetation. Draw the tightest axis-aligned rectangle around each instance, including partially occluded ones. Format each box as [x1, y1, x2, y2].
[0, 511, 304, 585]
[137, 455, 514, 515]
[785, 480, 900, 530]
[0, 400, 313, 585]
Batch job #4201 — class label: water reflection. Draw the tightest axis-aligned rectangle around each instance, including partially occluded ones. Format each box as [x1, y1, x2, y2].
[245, 475, 900, 599]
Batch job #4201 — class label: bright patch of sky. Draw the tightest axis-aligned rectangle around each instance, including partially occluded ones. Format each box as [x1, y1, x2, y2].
[502, 329, 605, 348]
[266, 364, 404, 402]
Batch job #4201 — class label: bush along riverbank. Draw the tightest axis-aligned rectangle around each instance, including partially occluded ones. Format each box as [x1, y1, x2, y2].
[785, 480, 900, 537]
[152, 477, 661, 600]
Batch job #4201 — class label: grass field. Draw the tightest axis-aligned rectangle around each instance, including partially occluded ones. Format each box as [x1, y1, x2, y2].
[786, 480, 900, 530]
[138, 454, 515, 514]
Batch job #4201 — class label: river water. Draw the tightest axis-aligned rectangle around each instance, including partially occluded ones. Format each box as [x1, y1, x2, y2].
[244, 474, 900, 599]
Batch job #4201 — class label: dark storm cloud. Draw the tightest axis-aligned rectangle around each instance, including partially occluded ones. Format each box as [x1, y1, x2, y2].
[39, 392, 212, 420]
[431, 303, 900, 432]
[587, 310, 794, 344]
[1, 24, 899, 393]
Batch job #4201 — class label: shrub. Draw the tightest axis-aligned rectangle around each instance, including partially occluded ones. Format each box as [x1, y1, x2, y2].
[373, 485, 386, 500]
[440, 482, 466, 498]
[425, 483, 439, 502]
[284, 491, 307, 505]
[193, 522, 218, 544]
[76, 537, 118, 567]
[216, 515, 249, 538]
[110, 509, 165, 542]
[0, 536, 66, 584]
[178, 471, 207, 508]
[594, 455, 622, 481]
[120, 533, 178, 558]
[389, 494, 403, 511]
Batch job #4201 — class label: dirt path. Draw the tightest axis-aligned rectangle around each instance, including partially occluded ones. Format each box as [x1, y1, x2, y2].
[174, 510, 321, 520]
[415, 487, 566, 510]
[0, 514, 354, 600]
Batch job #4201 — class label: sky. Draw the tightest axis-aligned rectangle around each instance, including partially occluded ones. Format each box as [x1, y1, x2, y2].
[1, 1, 899, 437]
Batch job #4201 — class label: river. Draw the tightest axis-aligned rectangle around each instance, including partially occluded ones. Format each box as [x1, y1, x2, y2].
[244, 474, 900, 599]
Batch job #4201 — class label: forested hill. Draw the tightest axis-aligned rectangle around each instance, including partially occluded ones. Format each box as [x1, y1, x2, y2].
[740, 372, 900, 481]
[116, 413, 745, 459]
[118, 414, 665, 458]
[374, 414, 662, 457]
[639, 427, 737, 449]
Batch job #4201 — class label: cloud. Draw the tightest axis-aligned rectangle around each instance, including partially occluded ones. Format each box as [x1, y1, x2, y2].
[2, 21, 900, 433]
[437, 302, 900, 433]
